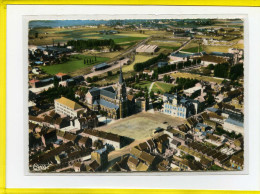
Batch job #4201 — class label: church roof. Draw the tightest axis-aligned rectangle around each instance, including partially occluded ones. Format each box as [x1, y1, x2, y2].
[89, 87, 100, 96]
[100, 89, 116, 99]
[100, 99, 119, 110]
[102, 86, 115, 93]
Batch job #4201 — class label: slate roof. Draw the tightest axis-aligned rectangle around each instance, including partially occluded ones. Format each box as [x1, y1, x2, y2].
[94, 63, 110, 70]
[100, 99, 119, 110]
[210, 52, 234, 58]
[89, 87, 100, 96]
[102, 86, 115, 93]
[100, 89, 116, 99]
[225, 118, 244, 127]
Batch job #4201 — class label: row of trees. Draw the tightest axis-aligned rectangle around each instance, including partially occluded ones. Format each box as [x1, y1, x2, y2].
[214, 63, 244, 80]
[175, 77, 199, 90]
[133, 53, 168, 72]
[84, 56, 97, 65]
[67, 39, 121, 52]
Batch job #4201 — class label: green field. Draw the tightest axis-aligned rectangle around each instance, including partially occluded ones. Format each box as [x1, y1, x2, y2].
[41, 54, 109, 75]
[123, 55, 154, 73]
[181, 46, 203, 53]
[152, 82, 174, 93]
[29, 27, 148, 46]
[172, 72, 223, 84]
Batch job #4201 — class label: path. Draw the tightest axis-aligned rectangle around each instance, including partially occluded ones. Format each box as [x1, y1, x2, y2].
[148, 82, 155, 93]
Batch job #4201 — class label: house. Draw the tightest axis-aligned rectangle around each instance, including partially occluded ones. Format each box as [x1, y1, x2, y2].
[91, 147, 108, 170]
[169, 139, 181, 149]
[127, 156, 139, 171]
[56, 72, 69, 81]
[54, 117, 70, 129]
[86, 160, 100, 172]
[143, 69, 154, 76]
[230, 155, 243, 170]
[78, 136, 92, 148]
[194, 123, 211, 133]
[62, 132, 77, 143]
[200, 157, 213, 169]
[203, 119, 217, 130]
[183, 83, 204, 98]
[83, 129, 123, 149]
[139, 151, 156, 167]
[73, 162, 84, 172]
[73, 115, 98, 130]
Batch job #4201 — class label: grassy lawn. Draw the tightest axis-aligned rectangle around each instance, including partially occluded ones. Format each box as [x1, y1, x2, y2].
[181, 46, 203, 53]
[134, 80, 153, 90]
[152, 82, 174, 93]
[202, 45, 230, 53]
[122, 54, 154, 73]
[209, 165, 223, 171]
[159, 46, 180, 51]
[41, 54, 109, 75]
[149, 40, 183, 48]
[172, 72, 224, 84]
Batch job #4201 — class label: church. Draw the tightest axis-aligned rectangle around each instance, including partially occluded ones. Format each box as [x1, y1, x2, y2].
[85, 67, 134, 119]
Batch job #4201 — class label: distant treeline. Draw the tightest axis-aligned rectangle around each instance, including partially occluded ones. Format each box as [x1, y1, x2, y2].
[134, 53, 168, 72]
[67, 39, 120, 51]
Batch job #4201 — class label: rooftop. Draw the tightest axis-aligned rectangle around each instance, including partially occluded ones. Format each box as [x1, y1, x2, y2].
[55, 97, 82, 110]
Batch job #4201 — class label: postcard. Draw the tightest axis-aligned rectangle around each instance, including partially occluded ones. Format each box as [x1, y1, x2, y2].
[27, 17, 244, 173]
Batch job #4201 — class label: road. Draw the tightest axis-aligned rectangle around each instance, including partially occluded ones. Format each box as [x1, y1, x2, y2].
[84, 36, 152, 79]
[174, 38, 193, 53]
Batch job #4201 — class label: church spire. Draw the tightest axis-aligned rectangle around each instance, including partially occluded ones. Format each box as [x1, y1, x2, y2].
[118, 65, 124, 84]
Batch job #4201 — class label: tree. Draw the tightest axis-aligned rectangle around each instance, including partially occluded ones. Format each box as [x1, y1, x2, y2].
[92, 76, 98, 82]
[207, 64, 214, 70]
[214, 63, 229, 78]
[53, 76, 59, 88]
[150, 91, 155, 100]
[86, 77, 92, 83]
[84, 59, 86, 64]
[229, 63, 243, 81]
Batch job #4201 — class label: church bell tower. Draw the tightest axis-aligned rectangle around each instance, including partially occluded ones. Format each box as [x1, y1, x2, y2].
[117, 66, 127, 118]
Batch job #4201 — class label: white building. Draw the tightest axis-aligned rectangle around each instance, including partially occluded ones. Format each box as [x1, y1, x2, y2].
[223, 118, 244, 135]
[163, 93, 199, 119]
[54, 97, 84, 118]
